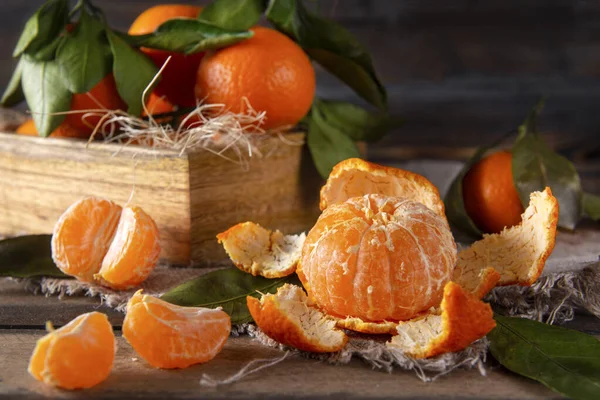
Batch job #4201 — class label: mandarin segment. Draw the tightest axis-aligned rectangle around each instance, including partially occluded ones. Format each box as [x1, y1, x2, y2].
[52, 197, 122, 282]
[95, 205, 161, 290]
[217, 222, 305, 278]
[454, 187, 558, 295]
[319, 158, 445, 217]
[123, 290, 231, 369]
[298, 194, 457, 323]
[387, 281, 496, 359]
[28, 312, 115, 389]
[247, 284, 348, 353]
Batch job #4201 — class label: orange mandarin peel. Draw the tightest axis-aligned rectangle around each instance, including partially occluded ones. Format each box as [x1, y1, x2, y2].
[319, 158, 446, 217]
[123, 290, 231, 369]
[453, 187, 559, 297]
[28, 312, 115, 389]
[247, 284, 348, 353]
[218, 159, 558, 359]
[387, 281, 496, 359]
[52, 196, 161, 290]
[217, 221, 305, 278]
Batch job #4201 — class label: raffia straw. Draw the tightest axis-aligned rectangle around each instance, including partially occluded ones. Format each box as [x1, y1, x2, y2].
[28, 58, 303, 167]
[199, 351, 291, 387]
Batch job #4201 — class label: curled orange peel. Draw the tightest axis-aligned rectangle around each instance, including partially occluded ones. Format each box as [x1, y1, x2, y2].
[247, 284, 348, 353]
[217, 222, 305, 278]
[332, 316, 399, 335]
[387, 281, 495, 359]
[453, 187, 558, 298]
[319, 158, 445, 217]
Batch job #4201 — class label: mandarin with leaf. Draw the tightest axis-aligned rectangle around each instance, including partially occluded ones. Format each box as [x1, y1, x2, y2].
[195, 26, 316, 131]
[65, 74, 127, 136]
[462, 150, 524, 234]
[129, 4, 203, 108]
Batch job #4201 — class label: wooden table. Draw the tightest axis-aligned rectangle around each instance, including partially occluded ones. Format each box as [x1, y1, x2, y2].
[3, 279, 600, 399]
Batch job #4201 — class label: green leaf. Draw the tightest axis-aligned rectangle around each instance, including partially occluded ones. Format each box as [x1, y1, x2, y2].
[106, 30, 158, 117]
[199, 0, 265, 30]
[316, 99, 395, 142]
[56, 9, 112, 94]
[583, 192, 600, 221]
[266, 0, 387, 110]
[1, 58, 25, 107]
[489, 314, 600, 400]
[444, 133, 514, 237]
[512, 101, 582, 230]
[307, 101, 361, 178]
[0, 235, 70, 278]
[129, 19, 253, 54]
[29, 35, 66, 62]
[160, 267, 302, 324]
[13, 0, 69, 58]
[21, 56, 72, 137]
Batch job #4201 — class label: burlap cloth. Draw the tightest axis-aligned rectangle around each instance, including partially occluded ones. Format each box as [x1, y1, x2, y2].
[14, 159, 599, 383]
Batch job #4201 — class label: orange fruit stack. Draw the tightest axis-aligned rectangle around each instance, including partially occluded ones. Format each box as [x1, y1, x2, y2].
[463, 150, 524, 234]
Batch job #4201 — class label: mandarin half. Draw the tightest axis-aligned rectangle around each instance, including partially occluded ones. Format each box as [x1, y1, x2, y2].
[298, 194, 457, 322]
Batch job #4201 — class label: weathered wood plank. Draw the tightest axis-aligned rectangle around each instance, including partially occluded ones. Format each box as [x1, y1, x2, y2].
[0, 331, 562, 400]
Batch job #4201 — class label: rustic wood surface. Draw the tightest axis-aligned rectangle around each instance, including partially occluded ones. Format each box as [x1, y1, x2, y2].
[0, 132, 320, 266]
[1, 279, 599, 399]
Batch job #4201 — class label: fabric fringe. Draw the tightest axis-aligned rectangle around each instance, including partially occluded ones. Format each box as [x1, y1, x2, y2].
[487, 262, 600, 325]
[230, 324, 488, 383]
[23, 264, 224, 312]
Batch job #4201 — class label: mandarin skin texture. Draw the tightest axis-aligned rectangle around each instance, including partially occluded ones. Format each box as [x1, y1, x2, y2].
[298, 194, 457, 322]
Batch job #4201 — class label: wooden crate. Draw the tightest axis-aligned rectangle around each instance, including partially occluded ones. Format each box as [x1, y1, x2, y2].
[0, 132, 321, 265]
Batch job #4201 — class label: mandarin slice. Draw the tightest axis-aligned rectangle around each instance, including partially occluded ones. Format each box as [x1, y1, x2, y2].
[319, 158, 445, 217]
[298, 194, 457, 323]
[52, 197, 122, 282]
[453, 187, 558, 297]
[28, 312, 115, 389]
[217, 222, 305, 278]
[123, 290, 231, 369]
[387, 281, 496, 359]
[95, 205, 161, 290]
[247, 284, 348, 353]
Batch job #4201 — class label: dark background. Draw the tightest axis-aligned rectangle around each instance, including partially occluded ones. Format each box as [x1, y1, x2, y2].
[2, 0, 600, 166]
